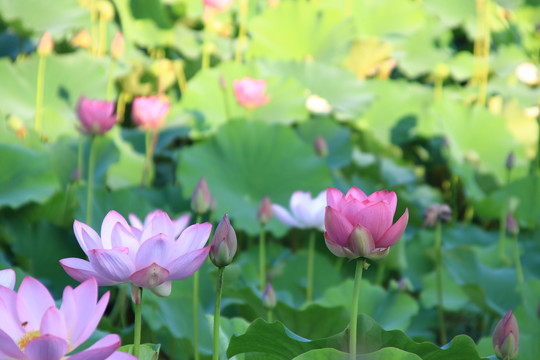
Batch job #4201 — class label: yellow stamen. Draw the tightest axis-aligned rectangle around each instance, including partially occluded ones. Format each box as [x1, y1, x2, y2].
[18, 330, 40, 351]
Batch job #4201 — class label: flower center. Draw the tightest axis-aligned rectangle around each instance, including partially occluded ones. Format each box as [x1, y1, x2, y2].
[18, 330, 40, 351]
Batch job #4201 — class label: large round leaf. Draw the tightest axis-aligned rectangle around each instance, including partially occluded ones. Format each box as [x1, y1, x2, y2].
[177, 120, 332, 235]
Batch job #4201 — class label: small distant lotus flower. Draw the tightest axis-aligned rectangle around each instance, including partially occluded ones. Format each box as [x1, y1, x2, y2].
[324, 187, 409, 260]
[0, 276, 135, 360]
[257, 196, 273, 225]
[191, 177, 213, 215]
[515, 62, 539, 85]
[305, 95, 331, 115]
[97, 0, 115, 22]
[77, 96, 117, 135]
[505, 151, 515, 171]
[262, 282, 276, 310]
[128, 210, 190, 241]
[423, 203, 452, 228]
[71, 29, 92, 50]
[0, 268, 15, 289]
[314, 136, 328, 157]
[111, 32, 125, 60]
[493, 310, 519, 360]
[37, 32, 53, 56]
[506, 213, 519, 237]
[210, 214, 237, 267]
[233, 77, 270, 109]
[132, 96, 170, 130]
[272, 190, 326, 231]
[60, 210, 211, 297]
[203, 0, 233, 12]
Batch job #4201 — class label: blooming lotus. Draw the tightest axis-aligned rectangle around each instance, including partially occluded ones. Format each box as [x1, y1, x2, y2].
[272, 190, 326, 231]
[77, 97, 117, 135]
[60, 210, 211, 297]
[128, 210, 190, 241]
[233, 77, 270, 109]
[132, 96, 170, 130]
[0, 275, 135, 360]
[324, 187, 408, 260]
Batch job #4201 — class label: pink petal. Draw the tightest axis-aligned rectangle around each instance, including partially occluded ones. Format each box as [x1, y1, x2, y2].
[0, 269, 16, 289]
[324, 207, 353, 247]
[25, 334, 68, 360]
[326, 187, 345, 210]
[342, 201, 393, 242]
[173, 214, 191, 239]
[129, 263, 169, 289]
[67, 334, 122, 360]
[345, 187, 367, 202]
[0, 297, 24, 340]
[378, 209, 409, 248]
[110, 223, 140, 260]
[0, 286, 18, 322]
[60, 286, 77, 343]
[134, 234, 173, 269]
[271, 204, 300, 228]
[74, 221, 102, 255]
[60, 258, 119, 286]
[16, 277, 55, 330]
[323, 232, 348, 258]
[40, 307, 67, 340]
[87, 249, 135, 283]
[366, 189, 389, 202]
[101, 211, 131, 249]
[71, 287, 109, 350]
[140, 211, 174, 242]
[172, 223, 211, 258]
[128, 214, 143, 230]
[0, 328, 25, 358]
[166, 245, 211, 281]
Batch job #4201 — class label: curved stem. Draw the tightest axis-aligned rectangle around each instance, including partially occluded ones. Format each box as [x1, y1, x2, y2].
[435, 221, 447, 345]
[86, 136, 97, 226]
[35, 55, 46, 133]
[349, 259, 364, 360]
[213, 267, 225, 360]
[133, 286, 143, 359]
[259, 225, 266, 292]
[306, 231, 315, 302]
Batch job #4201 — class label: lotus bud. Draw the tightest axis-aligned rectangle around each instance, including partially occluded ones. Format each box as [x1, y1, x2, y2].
[506, 151, 515, 171]
[314, 135, 328, 157]
[71, 29, 92, 49]
[71, 168, 80, 182]
[191, 178, 212, 215]
[423, 203, 452, 228]
[38, 32, 54, 56]
[210, 214, 237, 267]
[493, 310, 519, 360]
[97, 0, 115, 22]
[257, 196, 273, 225]
[131, 284, 142, 305]
[262, 282, 276, 310]
[506, 213, 519, 237]
[111, 32, 125, 60]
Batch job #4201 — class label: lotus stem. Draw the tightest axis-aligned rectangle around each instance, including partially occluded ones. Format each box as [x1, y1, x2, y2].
[349, 258, 365, 360]
[106, 59, 116, 101]
[259, 225, 267, 292]
[141, 130, 158, 188]
[498, 168, 511, 263]
[78, 135, 84, 184]
[235, 0, 248, 64]
[86, 136, 97, 226]
[213, 267, 225, 360]
[306, 231, 315, 302]
[34, 54, 46, 133]
[267, 309, 272, 322]
[98, 14, 107, 56]
[193, 214, 203, 360]
[513, 233, 524, 285]
[90, 0, 98, 55]
[133, 286, 143, 359]
[435, 221, 447, 345]
[202, 19, 211, 70]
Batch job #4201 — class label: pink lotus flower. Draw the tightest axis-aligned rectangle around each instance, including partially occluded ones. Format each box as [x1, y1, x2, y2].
[0, 269, 15, 289]
[272, 190, 326, 231]
[77, 96, 117, 135]
[132, 96, 170, 130]
[60, 210, 211, 297]
[0, 275, 135, 360]
[233, 77, 270, 109]
[493, 310, 519, 360]
[324, 187, 408, 260]
[203, 0, 233, 12]
[128, 210, 190, 241]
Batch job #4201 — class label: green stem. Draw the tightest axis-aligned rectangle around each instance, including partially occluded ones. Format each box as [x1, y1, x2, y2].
[133, 286, 143, 359]
[98, 14, 107, 56]
[267, 309, 272, 322]
[90, 0, 98, 55]
[434, 77, 443, 101]
[375, 263, 386, 286]
[78, 135, 84, 184]
[141, 130, 158, 187]
[435, 221, 447, 345]
[213, 267, 225, 360]
[513, 234, 524, 285]
[220, 83, 231, 121]
[106, 59, 116, 101]
[306, 231, 315, 302]
[86, 136, 96, 226]
[334, 257, 344, 272]
[499, 169, 511, 263]
[202, 22, 210, 70]
[259, 225, 266, 292]
[349, 259, 364, 360]
[194, 214, 203, 360]
[234, 0, 248, 64]
[35, 55, 46, 133]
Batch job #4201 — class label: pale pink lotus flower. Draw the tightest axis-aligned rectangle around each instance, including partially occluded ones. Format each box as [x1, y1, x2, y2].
[132, 96, 170, 130]
[77, 96, 117, 135]
[0, 275, 135, 360]
[128, 210, 190, 241]
[324, 187, 408, 260]
[0, 269, 15, 289]
[272, 190, 326, 231]
[233, 77, 271, 109]
[60, 210, 211, 297]
[203, 0, 233, 12]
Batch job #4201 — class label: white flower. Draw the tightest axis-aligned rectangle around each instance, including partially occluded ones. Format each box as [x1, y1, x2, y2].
[272, 190, 326, 231]
[305, 95, 332, 115]
[515, 62, 539, 85]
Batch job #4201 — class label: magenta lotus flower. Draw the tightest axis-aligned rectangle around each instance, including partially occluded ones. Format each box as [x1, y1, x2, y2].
[272, 190, 326, 231]
[128, 210, 190, 241]
[233, 77, 270, 109]
[0, 276, 135, 360]
[77, 96, 116, 135]
[203, 0, 233, 11]
[324, 187, 408, 260]
[60, 210, 211, 297]
[493, 310, 519, 360]
[132, 96, 170, 130]
[0, 269, 15, 289]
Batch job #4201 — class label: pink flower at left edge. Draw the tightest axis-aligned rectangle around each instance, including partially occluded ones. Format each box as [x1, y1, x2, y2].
[60, 210, 211, 297]
[0, 274, 136, 360]
[77, 96, 117, 136]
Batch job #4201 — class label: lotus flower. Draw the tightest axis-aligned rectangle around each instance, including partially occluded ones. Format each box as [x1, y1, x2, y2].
[257, 196, 273, 225]
[493, 310, 519, 360]
[77, 97, 117, 135]
[128, 210, 190, 241]
[132, 96, 170, 130]
[324, 187, 408, 260]
[60, 210, 211, 297]
[191, 177, 214, 215]
[0, 275, 135, 360]
[272, 190, 326, 231]
[210, 214, 237, 268]
[233, 77, 270, 109]
[0, 269, 15, 289]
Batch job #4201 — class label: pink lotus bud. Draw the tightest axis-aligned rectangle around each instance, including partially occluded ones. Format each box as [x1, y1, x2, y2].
[233, 77, 271, 109]
[493, 310, 519, 360]
[111, 32, 125, 60]
[423, 203, 452, 228]
[506, 213, 519, 237]
[76, 96, 117, 135]
[191, 178, 213, 215]
[257, 196, 273, 225]
[506, 151, 515, 171]
[38, 32, 53, 56]
[71, 29, 91, 49]
[203, 0, 233, 12]
[131, 284, 142, 305]
[132, 96, 170, 130]
[210, 214, 237, 267]
[314, 136, 328, 157]
[262, 282, 276, 310]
